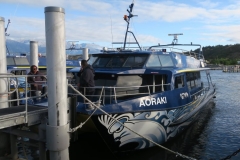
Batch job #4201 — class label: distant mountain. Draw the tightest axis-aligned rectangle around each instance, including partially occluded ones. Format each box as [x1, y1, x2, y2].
[65, 43, 102, 55]
[6, 39, 46, 54]
[6, 39, 102, 55]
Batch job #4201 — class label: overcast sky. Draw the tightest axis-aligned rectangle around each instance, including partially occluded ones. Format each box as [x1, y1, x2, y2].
[1, 0, 240, 48]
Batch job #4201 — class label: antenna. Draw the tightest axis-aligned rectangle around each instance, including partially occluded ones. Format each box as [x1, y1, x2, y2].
[122, 1, 141, 50]
[66, 41, 82, 50]
[112, 0, 141, 50]
[110, 15, 113, 48]
[5, 19, 11, 55]
[5, 19, 11, 36]
[168, 33, 183, 44]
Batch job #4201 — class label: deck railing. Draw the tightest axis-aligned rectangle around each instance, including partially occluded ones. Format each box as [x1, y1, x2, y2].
[0, 73, 47, 123]
[68, 82, 213, 107]
[68, 83, 171, 105]
[148, 44, 204, 60]
[0, 73, 213, 124]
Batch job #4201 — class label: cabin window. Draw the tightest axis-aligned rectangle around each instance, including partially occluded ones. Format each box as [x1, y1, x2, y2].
[146, 55, 161, 67]
[146, 54, 174, 68]
[94, 74, 169, 103]
[186, 72, 201, 89]
[115, 75, 149, 100]
[116, 75, 142, 87]
[159, 55, 174, 67]
[7, 57, 15, 65]
[172, 53, 182, 67]
[94, 74, 117, 86]
[174, 75, 185, 89]
[123, 55, 148, 67]
[22, 70, 27, 75]
[87, 56, 97, 65]
[116, 74, 167, 96]
[155, 75, 168, 92]
[92, 55, 148, 68]
[9, 70, 28, 75]
[14, 58, 29, 65]
[93, 57, 111, 67]
[106, 56, 127, 67]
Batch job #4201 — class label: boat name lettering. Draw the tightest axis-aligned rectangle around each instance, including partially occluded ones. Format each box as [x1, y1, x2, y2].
[139, 97, 167, 107]
[180, 92, 189, 99]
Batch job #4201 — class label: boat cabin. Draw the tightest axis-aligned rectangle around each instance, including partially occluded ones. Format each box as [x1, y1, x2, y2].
[69, 50, 206, 105]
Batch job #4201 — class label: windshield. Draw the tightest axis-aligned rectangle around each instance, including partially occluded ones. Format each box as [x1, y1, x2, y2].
[92, 54, 148, 68]
[146, 54, 174, 67]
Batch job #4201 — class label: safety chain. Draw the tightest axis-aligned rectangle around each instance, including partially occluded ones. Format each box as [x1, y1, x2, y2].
[67, 84, 197, 160]
[220, 148, 240, 160]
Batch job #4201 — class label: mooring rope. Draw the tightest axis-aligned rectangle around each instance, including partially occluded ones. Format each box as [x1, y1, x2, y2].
[68, 107, 98, 133]
[68, 84, 197, 160]
[220, 148, 240, 160]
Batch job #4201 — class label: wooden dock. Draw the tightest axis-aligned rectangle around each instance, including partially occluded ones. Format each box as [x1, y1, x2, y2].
[0, 105, 48, 129]
[222, 65, 240, 72]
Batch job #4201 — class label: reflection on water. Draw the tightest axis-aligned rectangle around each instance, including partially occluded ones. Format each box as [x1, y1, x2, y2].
[18, 70, 240, 160]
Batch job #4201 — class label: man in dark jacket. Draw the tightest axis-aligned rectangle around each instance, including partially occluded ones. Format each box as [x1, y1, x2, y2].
[27, 65, 46, 98]
[78, 60, 95, 101]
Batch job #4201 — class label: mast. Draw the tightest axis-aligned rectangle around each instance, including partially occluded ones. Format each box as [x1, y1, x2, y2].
[123, 1, 141, 50]
[5, 19, 10, 54]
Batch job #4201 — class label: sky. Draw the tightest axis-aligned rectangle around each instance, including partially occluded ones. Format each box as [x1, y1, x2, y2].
[1, 0, 240, 49]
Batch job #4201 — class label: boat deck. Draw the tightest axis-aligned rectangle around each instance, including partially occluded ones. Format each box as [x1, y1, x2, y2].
[0, 105, 48, 129]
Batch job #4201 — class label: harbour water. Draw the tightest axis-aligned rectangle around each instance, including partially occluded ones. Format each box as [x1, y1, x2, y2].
[18, 70, 240, 160]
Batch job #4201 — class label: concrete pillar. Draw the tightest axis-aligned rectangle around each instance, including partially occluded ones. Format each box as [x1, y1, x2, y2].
[0, 16, 11, 159]
[82, 48, 89, 60]
[30, 41, 39, 68]
[44, 7, 69, 160]
[0, 17, 8, 108]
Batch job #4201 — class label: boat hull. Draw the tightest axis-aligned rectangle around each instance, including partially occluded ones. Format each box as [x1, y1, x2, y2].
[85, 90, 215, 152]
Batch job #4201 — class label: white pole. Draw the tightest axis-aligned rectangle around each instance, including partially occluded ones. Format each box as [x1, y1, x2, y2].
[0, 17, 8, 109]
[82, 48, 89, 60]
[44, 7, 69, 160]
[30, 41, 39, 68]
[0, 16, 10, 158]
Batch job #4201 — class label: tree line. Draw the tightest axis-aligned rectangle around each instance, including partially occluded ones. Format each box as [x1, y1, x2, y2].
[200, 44, 240, 65]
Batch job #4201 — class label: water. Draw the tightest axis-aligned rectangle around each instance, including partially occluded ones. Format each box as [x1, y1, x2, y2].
[19, 70, 240, 160]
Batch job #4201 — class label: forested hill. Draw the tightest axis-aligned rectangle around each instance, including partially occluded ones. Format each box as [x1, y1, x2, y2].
[202, 44, 240, 64]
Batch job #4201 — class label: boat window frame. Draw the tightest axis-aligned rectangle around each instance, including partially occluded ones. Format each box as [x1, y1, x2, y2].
[87, 56, 98, 65]
[14, 57, 29, 65]
[174, 73, 185, 89]
[145, 54, 161, 67]
[145, 53, 174, 68]
[159, 54, 174, 67]
[7, 57, 15, 65]
[186, 71, 201, 90]
[91, 54, 149, 68]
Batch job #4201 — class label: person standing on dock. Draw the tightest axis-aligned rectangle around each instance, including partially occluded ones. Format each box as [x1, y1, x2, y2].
[77, 60, 95, 101]
[27, 65, 46, 98]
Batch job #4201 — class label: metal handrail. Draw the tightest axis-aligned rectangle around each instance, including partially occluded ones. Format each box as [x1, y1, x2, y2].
[68, 83, 171, 104]
[0, 74, 48, 124]
[148, 44, 202, 60]
[0, 73, 20, 94]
